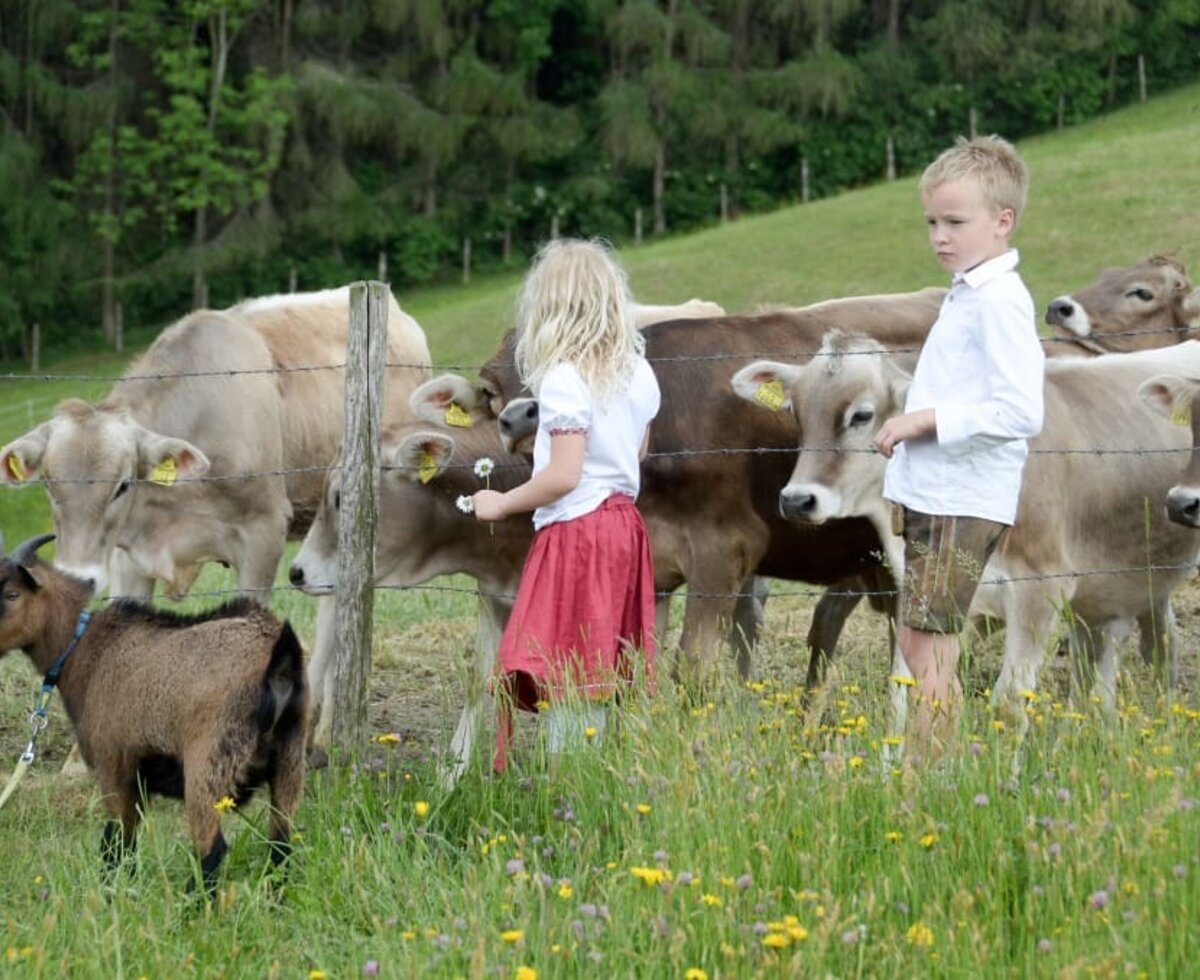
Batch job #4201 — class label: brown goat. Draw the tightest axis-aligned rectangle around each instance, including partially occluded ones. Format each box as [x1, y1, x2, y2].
[0, 533, 308, 894]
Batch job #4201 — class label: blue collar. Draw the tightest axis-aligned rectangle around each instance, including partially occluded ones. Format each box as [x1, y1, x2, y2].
[42, 609, 91, 692]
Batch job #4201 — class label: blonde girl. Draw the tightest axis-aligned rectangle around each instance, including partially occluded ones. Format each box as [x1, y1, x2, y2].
[472, 238, 660, 771]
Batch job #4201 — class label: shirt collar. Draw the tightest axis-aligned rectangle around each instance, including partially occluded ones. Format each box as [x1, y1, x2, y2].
[953, 249, 1020, 289]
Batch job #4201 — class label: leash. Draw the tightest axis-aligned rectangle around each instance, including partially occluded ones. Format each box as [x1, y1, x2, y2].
[0, 610, 92, 811]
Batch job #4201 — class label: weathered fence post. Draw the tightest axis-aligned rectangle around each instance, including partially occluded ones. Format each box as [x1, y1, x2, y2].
[331, 280, 387, 755]
[378, 250, 388, 282]
[634, 207, 643, 245]
[462, 237, 472, 284]
[885, 136, 896, 181]
[800, 157, 811, 204]
[720, 183, 729, 223]
[969, 106, 978, 138]
[289, 266, 298, 293]
[30, 324, 40, 372]
[1138, 53, 1147, 103]
[550, 214, 560, 240]
[115, 301, 123, 353]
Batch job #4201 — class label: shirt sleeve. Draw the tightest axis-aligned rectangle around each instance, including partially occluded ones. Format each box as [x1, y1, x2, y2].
[539, 363, 592, 436]
[936, 284, 1045, 456]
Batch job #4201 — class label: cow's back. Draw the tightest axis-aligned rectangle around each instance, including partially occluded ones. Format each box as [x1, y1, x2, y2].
[232, 288, 432, 529]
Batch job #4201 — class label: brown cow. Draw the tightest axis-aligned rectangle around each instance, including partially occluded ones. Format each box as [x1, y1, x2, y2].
[733, 334, 1200, 727]
[440, 289, 947, 693]
[1045, 256, 1200, 353]
[289, 404, 532, 783]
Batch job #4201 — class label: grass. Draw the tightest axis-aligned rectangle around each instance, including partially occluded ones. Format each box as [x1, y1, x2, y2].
[2, 83, 1200, 977]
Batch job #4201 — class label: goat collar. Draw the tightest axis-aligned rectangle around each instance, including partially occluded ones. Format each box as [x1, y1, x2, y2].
[41, 609, 92, 695]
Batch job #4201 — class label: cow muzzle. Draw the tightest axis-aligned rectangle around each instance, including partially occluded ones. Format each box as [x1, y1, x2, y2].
[288, 561, 334, 595]
[779, 484, 840, 524]
[1166, 485, 1200, 528]
[1045, 295, 1091, 337]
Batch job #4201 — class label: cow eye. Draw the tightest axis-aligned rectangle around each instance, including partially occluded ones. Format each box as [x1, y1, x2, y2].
[1127, 287, 1154, 302]
[849, 408, 875, 428]
[112, 477, 133, 500]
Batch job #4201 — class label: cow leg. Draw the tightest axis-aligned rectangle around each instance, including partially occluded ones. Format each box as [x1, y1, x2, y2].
[677, 590, 741, 693]
[440, 592, 508, 789]
[730, 575, 769, 680]
[990, 582, 1060, 737]
[1067, 617, 1126, 714]
[306, 596, 338, 757]
[1137, 601, 1178, 690]
[803, 583, 865, 692]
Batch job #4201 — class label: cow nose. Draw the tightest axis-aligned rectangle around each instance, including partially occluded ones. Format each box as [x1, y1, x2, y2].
[779, 489, 817, 519]
[288, 565, 305, 587]
[1047, 298, 1075, 322]
[1167, 492, 1200, 527]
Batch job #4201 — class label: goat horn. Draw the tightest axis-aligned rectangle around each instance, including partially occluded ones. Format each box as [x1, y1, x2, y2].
[9, 533, 56, 566]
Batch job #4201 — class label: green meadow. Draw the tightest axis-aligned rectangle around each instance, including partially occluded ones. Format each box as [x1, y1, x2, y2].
[1, 85, 1199, 978]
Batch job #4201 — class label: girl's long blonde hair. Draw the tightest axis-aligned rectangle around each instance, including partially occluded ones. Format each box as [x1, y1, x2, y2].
[514, 238, 644, 401]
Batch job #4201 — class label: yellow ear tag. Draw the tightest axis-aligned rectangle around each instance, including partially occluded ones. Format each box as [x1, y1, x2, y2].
[1171, 404, 1192, 427]
[7, 455, 26, 481]
[149, 458, 178, 486]
[418, 451, 438, 484]
[444, 402, 473, 428]
[754, 379, 786, 411]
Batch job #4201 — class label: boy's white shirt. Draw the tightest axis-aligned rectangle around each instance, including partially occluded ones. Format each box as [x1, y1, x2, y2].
[530, 357, 661, 531]
[883, 248, 1045, 525]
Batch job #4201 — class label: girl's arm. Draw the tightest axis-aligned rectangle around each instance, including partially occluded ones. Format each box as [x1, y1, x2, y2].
[472, 432, 586, 521]
[639, 424, 650, 460]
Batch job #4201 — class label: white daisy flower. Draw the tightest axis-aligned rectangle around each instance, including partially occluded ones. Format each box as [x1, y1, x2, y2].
[455, 494, 475, 514]
[473, 457, 495, 479]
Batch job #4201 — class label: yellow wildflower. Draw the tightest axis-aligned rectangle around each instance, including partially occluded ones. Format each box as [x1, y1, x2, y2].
[701, 893, 721, 907]
[309, 972, 328, 980]
[374, 732, 400, 744]
[885, 831, 903, 843]
[213, 796, 236, 814]
[685, 970, 708, 980]
[584, 727, 597, 739]
[631, 866, 670, 887]
[762, 933, 790, 949]
[414, 800, 430, 819]
[501, 929, 524, 944]
[557, 884, 574, 900]
[890, 674, 916, 687]
[906, 922, 934, 947]
[636, 803, 652, 815]
[919, 833, 938, 849]
[516, 968, 538, 980]
[400, 931, 417, 941]
[849, 756, 865, 769]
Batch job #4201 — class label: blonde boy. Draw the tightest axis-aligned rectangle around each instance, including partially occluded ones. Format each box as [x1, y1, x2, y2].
[873, 135, 1045, 762]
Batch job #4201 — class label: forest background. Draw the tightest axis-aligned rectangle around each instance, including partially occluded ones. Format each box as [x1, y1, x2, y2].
[2, 0, 1198, 364]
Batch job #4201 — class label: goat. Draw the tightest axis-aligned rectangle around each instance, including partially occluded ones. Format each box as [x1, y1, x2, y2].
[0, 532, 308, 895]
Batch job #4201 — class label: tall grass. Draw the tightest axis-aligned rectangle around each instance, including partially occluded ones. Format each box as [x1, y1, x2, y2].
[1, 84, 1199, 978]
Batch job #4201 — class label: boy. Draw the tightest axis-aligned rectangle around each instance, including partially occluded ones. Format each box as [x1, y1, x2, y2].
[873, 135, 1045, 763]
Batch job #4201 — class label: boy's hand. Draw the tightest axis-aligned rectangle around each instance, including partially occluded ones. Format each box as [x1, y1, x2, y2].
[874, 409, 936, 458]
[472, 489, 507, 522]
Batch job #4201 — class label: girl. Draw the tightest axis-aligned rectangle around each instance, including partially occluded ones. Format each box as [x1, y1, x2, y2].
[472, 238, 660, 772]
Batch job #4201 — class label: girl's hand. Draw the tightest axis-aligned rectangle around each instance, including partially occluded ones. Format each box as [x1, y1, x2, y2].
[874, 409, 936, 458]
[472, 489, 507, 522]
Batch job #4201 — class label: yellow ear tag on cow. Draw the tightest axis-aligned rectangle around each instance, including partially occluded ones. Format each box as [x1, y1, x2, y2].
[754, 379, 786, 412]
[418, 451, 438, 484]
[444, 402, 473, 428]
[149, 458, 178, 486]
[1171, 403, 1191, 427]
[7, 455, 26, 481]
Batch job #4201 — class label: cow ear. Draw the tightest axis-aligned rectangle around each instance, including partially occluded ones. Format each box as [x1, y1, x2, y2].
[391, 432, 456, 483]
[136, 430, 211, 485]
[1182, 288, 1200, 333]
[410, 374, 484, 428]
[881, 358, 913, 413]
[1138, 374, 1200, 426]
[0, 423, 52, 485]
[730, 361, 798, 411]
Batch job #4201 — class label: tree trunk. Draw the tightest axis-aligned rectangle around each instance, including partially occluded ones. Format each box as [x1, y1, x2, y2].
[887, 0, 901, 50]
[193, 207, 208, 310]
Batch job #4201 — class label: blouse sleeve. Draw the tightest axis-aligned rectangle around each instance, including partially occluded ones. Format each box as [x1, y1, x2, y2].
[538, 364, 592, 436]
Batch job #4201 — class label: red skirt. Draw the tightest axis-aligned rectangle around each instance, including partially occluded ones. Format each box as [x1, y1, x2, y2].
[493, 494, 656, 771]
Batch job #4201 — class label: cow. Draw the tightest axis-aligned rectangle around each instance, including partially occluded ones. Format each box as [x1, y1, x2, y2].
[732, 333, 1200, 730]
[0, 287, 431, 773]
[0, 286, 431, 599]
[1137, 373, 1200, 527]
[289, 395, 533, 784]
[434, 289, 948, 695]
[1045, 256, 1200, 354]
[632, 299, 725, 328]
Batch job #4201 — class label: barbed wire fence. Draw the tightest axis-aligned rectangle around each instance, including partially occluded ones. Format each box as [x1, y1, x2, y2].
[3, 302, 1199, 750]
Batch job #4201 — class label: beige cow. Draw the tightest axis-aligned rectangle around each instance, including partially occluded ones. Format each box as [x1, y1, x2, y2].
[1138, 372, 1200, 527]
[733, 334, 1200, 730]
[1045, 256, 1200, 353]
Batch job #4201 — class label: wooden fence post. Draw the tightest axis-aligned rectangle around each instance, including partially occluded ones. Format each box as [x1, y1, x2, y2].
[331, 281, 387, 756]
[885, 136, 896, 181]
[634, 207, 643, 245]
[378, 250, 388, 282]
[30, 324, 40, 372]
[462, 237, 472, 284]
[1138, 53, 1147, 102]
[720, 183, 729, 223]
[115, 300, 124, 353]
[801, 157, 810, 204]
[289, 266, 298, 292]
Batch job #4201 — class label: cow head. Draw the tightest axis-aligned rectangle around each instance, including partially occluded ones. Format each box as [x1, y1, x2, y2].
[732, 332, 909, 566]
[0, 400, 209, 591]
[1045, 256, 1200, 353]
[1137, 372, 1200, 528]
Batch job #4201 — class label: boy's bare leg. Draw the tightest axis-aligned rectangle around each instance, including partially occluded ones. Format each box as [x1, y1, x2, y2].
[900, 625, 962, 764]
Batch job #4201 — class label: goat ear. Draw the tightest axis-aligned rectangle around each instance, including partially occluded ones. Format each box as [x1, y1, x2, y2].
[390, 432, 456, 483]
[730, 361, 798, 412]
[17, 564, 47, 591]
[136, 430, 211, 485]
[0, 422, 52, 485]
[1138, 374, 1200, 426]
[410, 374, 484, 428]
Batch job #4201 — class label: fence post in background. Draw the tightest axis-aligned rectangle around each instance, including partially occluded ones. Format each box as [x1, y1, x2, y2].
[331, 281, 386, 756]
[289, 266, 298, 292]
[550, 214, 560, 240]
[378, 250, 388, 282]
[462, 237, 472, 284]
[885, 137, 896, 180]
[801, 157, 810, 204]
[634, 207, 643, 245]
[720, 183, 729, 223]
[30, 324, 39, 372]
[969, 106, 978, 138]
[115, 301, 123, 353]
[1138, 53, 1147, 102]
